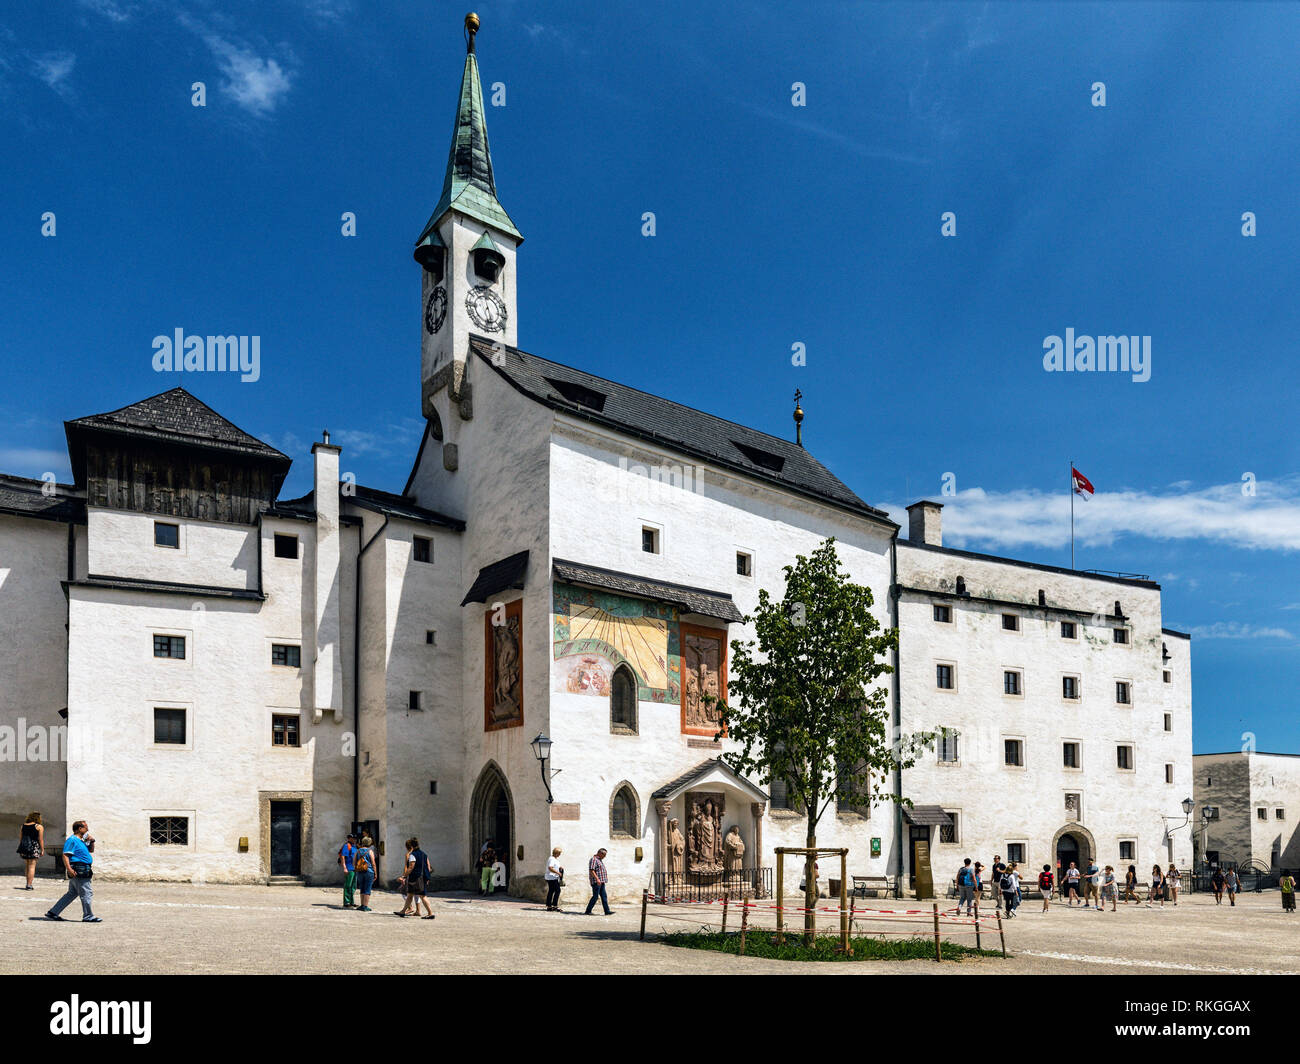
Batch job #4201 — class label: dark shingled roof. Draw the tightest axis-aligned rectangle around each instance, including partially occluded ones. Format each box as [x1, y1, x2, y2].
[553, 559, 743, 623]
[65, 388, 291, 466]
[650, 758, 767, 802]
[66, 575, 264, 601]
[349, 485, 465, 530]
[902, 805, 953, 827]
[471, 338, 894, 527]
[462, 550, 529, 605]
[0, 474, 85, 523]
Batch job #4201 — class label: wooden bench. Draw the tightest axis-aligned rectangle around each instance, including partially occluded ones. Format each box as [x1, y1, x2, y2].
[852, 875, 895, 898]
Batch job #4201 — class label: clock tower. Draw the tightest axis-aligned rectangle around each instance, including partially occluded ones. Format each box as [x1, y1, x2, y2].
[415, 12, 522, 435]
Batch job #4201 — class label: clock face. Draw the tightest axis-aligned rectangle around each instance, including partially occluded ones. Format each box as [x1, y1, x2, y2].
[465, 284, 507, 333]
[424, 286, 447, 335]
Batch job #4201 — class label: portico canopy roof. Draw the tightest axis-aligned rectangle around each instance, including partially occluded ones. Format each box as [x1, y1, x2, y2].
[901, 805, 953, 827]
[651, 758, 768, 805]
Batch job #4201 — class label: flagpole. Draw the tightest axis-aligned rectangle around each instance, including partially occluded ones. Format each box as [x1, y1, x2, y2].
[1069, 459, 1075, 570]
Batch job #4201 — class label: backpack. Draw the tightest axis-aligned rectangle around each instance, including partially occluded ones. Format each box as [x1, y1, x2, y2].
[412, 849, 431, 882]
[1039, 871, 1053, 890]
[957, 866, 972, 887]
[356, 847, 371, 874]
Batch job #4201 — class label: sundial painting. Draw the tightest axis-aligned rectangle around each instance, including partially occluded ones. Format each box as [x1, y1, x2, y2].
[552, 583, 681, 702]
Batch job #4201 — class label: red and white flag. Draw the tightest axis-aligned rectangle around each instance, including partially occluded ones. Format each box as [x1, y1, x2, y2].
[1072, 467, 1094, 499]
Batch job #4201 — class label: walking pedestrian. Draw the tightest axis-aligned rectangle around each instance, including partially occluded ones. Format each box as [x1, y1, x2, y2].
[1064, 861, 1081, 906]
[396, 837, 435, 919]
[1085, 860, 1102, 910]
[339, 833, 357, 909]
[584, 848, 613, 915]
[1038, 864, 1054, 912]
[354, 835, 376, 912]
[1123, 864, 1138, 904]
[972, 862, 985, 909]
[16, 811, 44, 890]
[956, 858, 976, 915]
[1148, 864, 1165, 906]
[544, 847, 564, 911]
[1165, 863, 1181, 905]
[990, 855, 1006, 911]
[1224, 867, 1239, 906]
[477, 843, 496, 895]
[1001, 863, 1021, 917]
[1280, 869, 1295, 913]
[1100, 866, 1117, 911]
[44, 820, 101, 923]
[1211, 866, 1225, 905]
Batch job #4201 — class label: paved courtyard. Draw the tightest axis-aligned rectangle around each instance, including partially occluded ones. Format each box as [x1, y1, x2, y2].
[2, 875, 1297, 975]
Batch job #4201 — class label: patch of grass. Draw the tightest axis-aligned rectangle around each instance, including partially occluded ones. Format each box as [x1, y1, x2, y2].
[659, 930, 1003, 962]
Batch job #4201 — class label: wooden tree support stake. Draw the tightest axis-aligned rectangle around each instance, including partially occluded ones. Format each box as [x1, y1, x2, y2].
[932, 902, 941, 962]
[738, 901, 750, 956]
[721, 894, 729, 935]
[996, 907, 1007, 958]
[639, 888, 648, 942]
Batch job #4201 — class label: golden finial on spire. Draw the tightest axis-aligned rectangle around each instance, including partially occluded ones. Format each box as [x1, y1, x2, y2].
[465, 12, 480, 52]
[793, 389, 804, 447]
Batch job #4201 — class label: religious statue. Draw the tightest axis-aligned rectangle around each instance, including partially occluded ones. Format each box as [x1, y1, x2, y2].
[723, 826, 744, 878]
[685, 792, 725, 874]
[491, 614, 522, 724]
[666, 818, 685, 879]
[682, 632, 723, 730]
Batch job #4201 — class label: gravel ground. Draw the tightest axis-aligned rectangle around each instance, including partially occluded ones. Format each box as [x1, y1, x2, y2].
[2, 875, 1297, 975]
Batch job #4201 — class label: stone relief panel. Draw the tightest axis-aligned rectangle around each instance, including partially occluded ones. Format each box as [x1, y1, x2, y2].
[686, 791, 725, 874]
[680, 623, 726, 736]
[485, 599, 523, 731]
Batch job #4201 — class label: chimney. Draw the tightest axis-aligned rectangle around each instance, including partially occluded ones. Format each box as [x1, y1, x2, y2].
[906, 500, 943, 547]
[312, 432, 344, 721]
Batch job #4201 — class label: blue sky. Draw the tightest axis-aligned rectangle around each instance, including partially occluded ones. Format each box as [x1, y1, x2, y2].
[2, 1, 1297, 755]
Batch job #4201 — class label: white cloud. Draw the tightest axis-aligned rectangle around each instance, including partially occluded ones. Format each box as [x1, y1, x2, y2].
[332, 420, 424, 459]
[76, 0, 136, 21]
[1188, 622, 1294, 641]
[31, 52, 76, 97]
[878, 475, 1300, 554]
[203, 35, 294, 116]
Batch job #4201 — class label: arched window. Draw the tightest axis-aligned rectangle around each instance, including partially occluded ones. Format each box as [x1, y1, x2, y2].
[610, 665, 637, 734]
[610, 783, 640, 839]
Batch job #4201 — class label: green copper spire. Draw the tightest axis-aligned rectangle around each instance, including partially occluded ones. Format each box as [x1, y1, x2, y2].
[416, 14, 522, 245]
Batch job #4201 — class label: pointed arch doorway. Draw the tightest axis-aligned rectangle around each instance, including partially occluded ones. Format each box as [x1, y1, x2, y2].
[470, 762, 515, 886]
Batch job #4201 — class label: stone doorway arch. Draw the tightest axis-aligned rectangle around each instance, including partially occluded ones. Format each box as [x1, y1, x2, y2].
[470, 761, 515, 887]
[1051, 823, 1096, 874]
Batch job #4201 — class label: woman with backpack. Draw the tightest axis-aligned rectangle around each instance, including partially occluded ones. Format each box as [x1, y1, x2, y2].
[1001, 863, 1021, 917]
[355, 835, 377, 912]
[1038, 865, 1054, 912]
[1280, 869, 1296, 913]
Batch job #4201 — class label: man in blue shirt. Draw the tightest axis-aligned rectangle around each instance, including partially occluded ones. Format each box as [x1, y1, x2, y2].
[340, 834, 357, 909]
[45, 820, 101, 922]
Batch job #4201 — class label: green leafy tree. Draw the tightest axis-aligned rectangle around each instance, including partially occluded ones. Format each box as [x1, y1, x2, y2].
[714, 538, 932, 942]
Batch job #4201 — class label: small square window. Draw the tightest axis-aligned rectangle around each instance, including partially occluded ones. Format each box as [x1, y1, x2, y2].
[939, 812, 959, 844]
[271, 644, 301, 668]
[274, 533, 299, 559]
[642, 526, 660, 554]
[149, 816, 188, 846]
[1063, 742, 1080, 768]
[1113, 627, 1129, 644]
[1257, 808, 1268, 821]
[153, 634, 186, 659]
[1115, 681, 1131, 704]
[1119, 840, 1135, 861]
[1165, 764, 1174, 784]
[1006, 843, 1025, 864]
[1002, 613, 1020, 631]
[426, 630, 437, 645]
[413, 536, 432, 563]
[936, 664, 954, 690]
[153, 708, 186, 745]
[1003, 670, 1021, 696]
[933, 603, 951, 623]
[736, 551, 752, 577]
[1004, 739, 1024, 767]
[1116, 745, 1133, 770]
[1163, 713, 1172, 732]
[272, 714, 299, 747]
[1163, 670, 1171, 683]
[1277, 809, 1286, 821]
[1060, 621, 1077, 639]
[1062, 675, 1079, 700]
[408, 691, 423, 711]
[154, 522, 179, 548]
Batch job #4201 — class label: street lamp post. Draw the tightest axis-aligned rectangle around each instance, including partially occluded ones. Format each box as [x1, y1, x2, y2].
[531, 732, 554, 804]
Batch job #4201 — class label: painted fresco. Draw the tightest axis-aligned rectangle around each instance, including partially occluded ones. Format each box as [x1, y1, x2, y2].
[552, 582, 681, 702]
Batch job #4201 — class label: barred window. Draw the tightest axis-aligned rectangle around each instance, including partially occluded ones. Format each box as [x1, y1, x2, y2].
[1060, 621, 1077, 639]
[1003, 670, 1021, 695]
[153, 708, 186, 745]
[610, 785, 638, 838]
[933, 604, 951, 623]
[1002, 613, 1020, 631]
[149, 816, 188, 846]
[271, 644, 301, 668]
[1006, 843, 1024, 864]
[153, 634, 185, 659]
[939, 811, 959, 844]
[610, 666, 637, 734]
[938, 728, 959, 763]
[272, 715, 299, 747]
[1119, 840, 1135, 860]
[1113, 627, 1129, 644]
